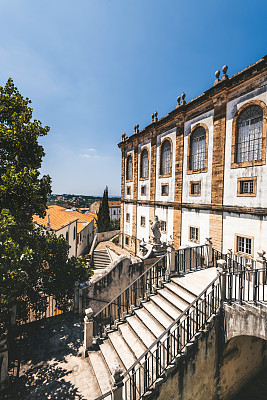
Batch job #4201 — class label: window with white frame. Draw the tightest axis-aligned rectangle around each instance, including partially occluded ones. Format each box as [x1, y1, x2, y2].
[189, 226, 199, 242]
[140, 149, 148, 178]
[126, 213, 130, 222]
[126, 155, 133, 180]
[160, 140, 171, 175]
[140, 216, 146, 227]
[236, 235, 252, 256]
[190, 127, 206, 170]
[161, 221, 167, 232]
[236, 105, 263, 163]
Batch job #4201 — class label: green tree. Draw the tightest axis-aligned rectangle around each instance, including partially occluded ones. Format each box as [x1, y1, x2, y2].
[97, 186, 111, 232]
[0, 79, 91, 334]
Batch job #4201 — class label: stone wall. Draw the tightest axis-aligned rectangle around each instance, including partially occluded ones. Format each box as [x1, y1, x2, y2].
[149, 313, 267, 400]
[78, 257, 144, 315]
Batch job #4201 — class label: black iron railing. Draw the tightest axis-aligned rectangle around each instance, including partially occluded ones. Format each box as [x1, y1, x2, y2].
[212, 248, 256, 272]
[175, 244, 206, 273]
[93, 254, 167, 338]
[225, 267, 267, 303]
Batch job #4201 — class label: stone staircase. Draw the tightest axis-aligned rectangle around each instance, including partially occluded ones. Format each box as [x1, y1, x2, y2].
[93, 248, 111, 270]
[84, 267, 217, 400]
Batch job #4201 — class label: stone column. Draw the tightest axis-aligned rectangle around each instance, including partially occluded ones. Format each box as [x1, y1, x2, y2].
[84, 308, 94, 350]
[0, 335, 9, 392]
[110, 364, 124, 400]
[205, 237, 213, 267]
[217, 259, 227, 301]
[256, 250, 266, 285]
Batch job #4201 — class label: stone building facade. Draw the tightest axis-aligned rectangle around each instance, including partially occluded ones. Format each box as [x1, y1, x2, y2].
[118, 54, 267, 257]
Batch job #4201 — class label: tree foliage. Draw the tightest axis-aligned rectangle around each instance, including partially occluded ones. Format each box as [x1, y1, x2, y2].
[97, 186, 111, 232]
[0, 79, 91, 334]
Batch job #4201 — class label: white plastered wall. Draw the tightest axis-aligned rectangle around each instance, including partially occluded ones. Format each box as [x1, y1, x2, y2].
[124, 148, 134, 201]
[77, 220, 94, 256]
[224, 86, 267, 208]
[136, 204, 150, 242]
[155, 128, 176, 203]
[182, 111, 214, 205]
[155, 206, 174, 244]
[138, 140, 151, 201]
[222, 212, 267, 257]
[123, 203, 133, 236]
[57, 219, 77, 257]
[181, 208, 210, 247]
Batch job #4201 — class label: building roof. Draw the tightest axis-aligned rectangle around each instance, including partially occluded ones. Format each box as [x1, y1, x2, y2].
[33, 205, 95, 232]
[33, 206, 78, 231]
[108, 201, 121, 208]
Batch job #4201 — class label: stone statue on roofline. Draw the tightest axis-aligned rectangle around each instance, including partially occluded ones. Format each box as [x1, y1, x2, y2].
[150, 216, 161, 244]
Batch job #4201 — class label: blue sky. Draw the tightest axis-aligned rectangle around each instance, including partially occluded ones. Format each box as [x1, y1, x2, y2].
[0, 0, 266, 196]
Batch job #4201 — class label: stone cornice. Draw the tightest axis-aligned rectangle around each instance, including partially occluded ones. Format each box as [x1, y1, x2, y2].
[118, 54, 267, 149]
[121, 199, 267, 216]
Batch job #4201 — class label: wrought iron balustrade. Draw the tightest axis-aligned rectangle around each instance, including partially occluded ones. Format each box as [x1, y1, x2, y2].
[175, 244, 206, 273]
[93, 254, 167, 339]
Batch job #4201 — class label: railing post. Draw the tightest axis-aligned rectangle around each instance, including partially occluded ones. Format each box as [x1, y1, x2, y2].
[84, 308, 94, 350]
[0, 333, 9, 392]
[205, 237, 213, 267]
[217, 259, 227, 301]
[252, 269, 257, 303]
[167, 240, 175, 277]
[256, 250, 266, 285]
[74, 281, 80, 314]
[111, 364, 124, 400]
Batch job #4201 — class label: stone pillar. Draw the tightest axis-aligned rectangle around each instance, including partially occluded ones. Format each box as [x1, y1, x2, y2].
[0, 335, 9, 392]
[84, 308, 94, 350]
[110, 364, 124, 400]
[73, 281, 80, 314]
[205, 237, 213, 267]
[217, 259, 227, 301]
[256, 250, 266, 285]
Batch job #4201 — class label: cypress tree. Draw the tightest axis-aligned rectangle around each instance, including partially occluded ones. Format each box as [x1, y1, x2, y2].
[97, 186, 111, 232]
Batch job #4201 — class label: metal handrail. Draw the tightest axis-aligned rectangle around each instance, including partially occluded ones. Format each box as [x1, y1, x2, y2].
[94, 253, 166, 319]
[123, 274, 219, 378]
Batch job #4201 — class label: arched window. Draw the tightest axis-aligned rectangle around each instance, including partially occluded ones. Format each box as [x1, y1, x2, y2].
[140, 149, 148, 178]
[126, 155, 132, 180]
[236, 105, 263, 163]
[160, 140, 171, 175]
[190, 127, 206, 170]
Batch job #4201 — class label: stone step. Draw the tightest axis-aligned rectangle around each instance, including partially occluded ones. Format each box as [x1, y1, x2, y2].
[118, 321, 147, 359]
[134, 307, 165, 338]
[108, 330, 137, 370]
[157, 287, 189, 313]
[88, 350, 111, 395]
[100, 338, 125, 373]
[142, 300, 173, 329]
[167, 281, 197, 304]
[150, 293, 182, 321]
[126, 314, 157, 349]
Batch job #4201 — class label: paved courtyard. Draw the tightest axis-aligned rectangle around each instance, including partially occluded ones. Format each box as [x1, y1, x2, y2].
[3, 313, 97, 400]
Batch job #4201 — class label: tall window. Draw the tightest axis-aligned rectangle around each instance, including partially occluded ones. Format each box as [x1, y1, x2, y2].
[236, 105, 263, 163]
[237, 236, 252, 256]
[190, 127, 206, 170]
[126, 155, 133, 180]
[140, 149, 148, 178]
[160, 140, 171, 175]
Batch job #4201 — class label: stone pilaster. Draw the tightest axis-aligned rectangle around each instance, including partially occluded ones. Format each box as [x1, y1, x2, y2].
[149, 135, 157, 239]
[173, 120, 184, 249]
[210, 95, 227, 251]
